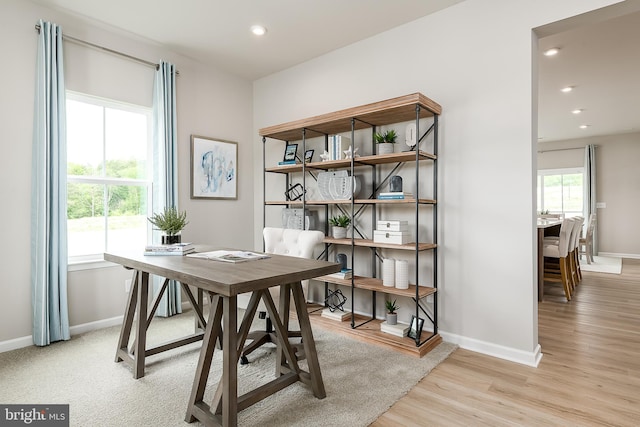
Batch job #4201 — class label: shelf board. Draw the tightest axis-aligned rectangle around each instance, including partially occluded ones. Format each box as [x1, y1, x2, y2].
[264, 150, 436, 174]
[323, 237, 436, 251]
[265, 198, 436, 206]
[259, 93, 441, 141]
[314, 275, 436, 299]
[301, 304, 442, 358]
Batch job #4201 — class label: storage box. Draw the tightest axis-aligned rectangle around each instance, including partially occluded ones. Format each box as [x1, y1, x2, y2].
[373, 230, 411, 245]
[376, 220, 409, 232]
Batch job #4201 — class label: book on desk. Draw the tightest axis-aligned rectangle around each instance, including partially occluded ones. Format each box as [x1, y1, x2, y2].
[186, 250, 270, 263]
[144, 242, 195, 256]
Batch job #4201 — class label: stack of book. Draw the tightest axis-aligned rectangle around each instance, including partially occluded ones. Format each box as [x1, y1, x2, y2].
[278, 160, 298, 165]
[325, 269, 353, 280]
[321, 308, 351, 321]
[380, 321, 409, 337]
[144, 242, 195, 256]
[328, 135, 351, 161]
[377, 192, 413, 200]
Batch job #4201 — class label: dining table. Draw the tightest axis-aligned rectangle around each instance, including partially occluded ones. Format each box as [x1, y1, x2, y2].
[537, 218, 563, 300]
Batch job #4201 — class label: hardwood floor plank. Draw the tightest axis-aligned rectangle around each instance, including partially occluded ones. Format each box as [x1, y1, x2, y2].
[372, 259, 640, 426]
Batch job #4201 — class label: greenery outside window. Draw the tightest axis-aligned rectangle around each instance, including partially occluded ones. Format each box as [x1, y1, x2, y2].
[66, 92, 152, 264]
[537, 168, 583, 217]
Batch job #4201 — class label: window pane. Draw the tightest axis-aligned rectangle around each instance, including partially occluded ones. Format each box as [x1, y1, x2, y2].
[562, 173, 583, 212]
[67, 99, 104, 176]
[105, 108, 148, 179]
[543, 175, 563, 212]
[106, 185, 148, 252]
[67, 183, 106, 257]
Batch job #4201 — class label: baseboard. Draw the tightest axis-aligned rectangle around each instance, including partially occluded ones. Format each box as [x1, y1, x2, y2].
[439, 331, 543, 367]
[0, 315, 124, 354]
[597, 252, 640, 260]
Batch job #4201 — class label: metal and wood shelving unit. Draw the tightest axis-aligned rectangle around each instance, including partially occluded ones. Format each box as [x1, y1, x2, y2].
[260, 93, 442, 357]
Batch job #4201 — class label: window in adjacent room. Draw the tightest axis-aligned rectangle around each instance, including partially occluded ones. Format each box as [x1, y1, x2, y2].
[537, 168, 584, 217]
[66, 92, 152, 263]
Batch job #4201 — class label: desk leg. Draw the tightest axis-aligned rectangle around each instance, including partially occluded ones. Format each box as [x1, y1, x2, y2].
[134, 271, 149, 379]
[115, 270, 138, 363]
[185, 297, 224, 424]
[291, 281, 326, 399]
[276, 283, 292, 376]
[222, 295, 238, 427]
[538, 228, 544, 302]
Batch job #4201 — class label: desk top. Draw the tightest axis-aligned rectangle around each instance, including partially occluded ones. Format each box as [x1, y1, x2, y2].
[537, 218, 563, 229]
[104, 246, 340, 296]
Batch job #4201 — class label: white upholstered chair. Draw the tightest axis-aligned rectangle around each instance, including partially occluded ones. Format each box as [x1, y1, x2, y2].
[543, 217, 574, 301]
[240, 227, 325, 364]
[579, 213, 597, 264]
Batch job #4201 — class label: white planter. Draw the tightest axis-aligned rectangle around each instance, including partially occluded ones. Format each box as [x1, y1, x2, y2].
[377, 143, 395, 155]
[332, 226, 347, 239]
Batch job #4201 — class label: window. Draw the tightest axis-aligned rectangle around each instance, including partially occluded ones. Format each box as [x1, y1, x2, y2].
[66, 92, 152, 263]
[537, 168, 583, 217]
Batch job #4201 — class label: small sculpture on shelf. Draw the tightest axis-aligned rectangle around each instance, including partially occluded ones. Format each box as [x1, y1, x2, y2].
[320, 150, 331, 162]
[343, 145, 359, 159]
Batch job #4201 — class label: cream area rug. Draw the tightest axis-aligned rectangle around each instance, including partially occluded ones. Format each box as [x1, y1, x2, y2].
[0, 310, 456, 427]
[580, 256, 622, 274]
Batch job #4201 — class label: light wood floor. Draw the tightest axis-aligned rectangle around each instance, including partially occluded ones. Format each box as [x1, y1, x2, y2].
[371, 258, 640, 426]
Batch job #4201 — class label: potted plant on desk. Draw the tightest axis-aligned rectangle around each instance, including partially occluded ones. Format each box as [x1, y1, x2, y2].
[385, 299, 399, 325]
[329, 214, 351, 239]
[374, 129, 397, 155]
[148, 206, 188, 244]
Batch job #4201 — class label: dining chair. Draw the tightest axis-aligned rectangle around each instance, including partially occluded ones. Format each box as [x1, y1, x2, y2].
[569, 216, 584, 287]
[543, 217, 575, 301]
[240, 227, 325, 364]
[579, 213, 597, 264]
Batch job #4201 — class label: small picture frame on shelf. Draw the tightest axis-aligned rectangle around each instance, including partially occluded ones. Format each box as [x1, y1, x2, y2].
[304, 149, 314, 163]
[283, 143, 298, 162]
[407, 315, 424, 340]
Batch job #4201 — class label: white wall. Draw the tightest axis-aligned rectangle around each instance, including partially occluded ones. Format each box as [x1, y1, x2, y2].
[0, 0, 254, 347]
[538, 131, 640, 258]
[253, 0, 624, 365]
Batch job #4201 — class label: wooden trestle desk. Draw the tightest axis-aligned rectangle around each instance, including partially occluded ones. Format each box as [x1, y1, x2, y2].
[104, 247, 340, 427]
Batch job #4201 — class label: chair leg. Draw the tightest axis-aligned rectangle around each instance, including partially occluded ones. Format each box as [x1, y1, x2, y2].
[559, 258, 572, 302]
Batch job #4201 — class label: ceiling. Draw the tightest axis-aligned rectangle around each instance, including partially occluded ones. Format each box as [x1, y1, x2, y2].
[32, 0, 640, 143]
[538, 10, 640, 142]
[32, 0, 463, 80]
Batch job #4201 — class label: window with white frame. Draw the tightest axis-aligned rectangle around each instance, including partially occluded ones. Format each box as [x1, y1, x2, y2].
[537, 168, 584, 217]
[66, 92, 152, 263]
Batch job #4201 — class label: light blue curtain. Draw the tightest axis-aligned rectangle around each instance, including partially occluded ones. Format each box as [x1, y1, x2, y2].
[583, 144, 597, 253]
[152, 60, 181, 317]
[31, 20, 70, 346]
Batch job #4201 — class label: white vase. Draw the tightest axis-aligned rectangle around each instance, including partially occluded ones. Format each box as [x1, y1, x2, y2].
[332, 226, 347, 239]
[395, 260, 409, 289]
[382, 258, 395, 287]
[377, 143, 394, 155]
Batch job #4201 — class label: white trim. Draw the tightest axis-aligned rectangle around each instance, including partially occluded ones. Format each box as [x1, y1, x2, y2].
[439, 331, 543, 367]
[0, 315, 123, 354]
[598, 252, 640, 260]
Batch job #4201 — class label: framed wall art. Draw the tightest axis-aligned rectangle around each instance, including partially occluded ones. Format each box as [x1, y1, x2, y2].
[191, 135, 237, 200]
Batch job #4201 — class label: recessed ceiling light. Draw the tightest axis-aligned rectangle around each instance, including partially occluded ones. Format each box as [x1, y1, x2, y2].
[572, 109, 583, 114]
[544, 48, 560, 56]
[250, 25, 267, 36]
[561, 86, 574, 93]
[579, 125, 589, 129]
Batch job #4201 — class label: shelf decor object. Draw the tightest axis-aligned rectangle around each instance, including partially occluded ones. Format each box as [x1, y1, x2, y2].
[190, 135, 237, 200]
[260, 92, 442, 357]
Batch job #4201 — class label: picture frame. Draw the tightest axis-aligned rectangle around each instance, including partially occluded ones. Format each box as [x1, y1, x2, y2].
[283, 143, 298, 162]
[191, 135, 237, 200]
[407, 315, 424, 340]
[304, 149, 314, 163]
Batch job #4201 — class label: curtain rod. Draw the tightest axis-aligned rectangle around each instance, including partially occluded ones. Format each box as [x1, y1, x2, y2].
[537, 145, 597, 154]
[35, 24, 179, 75]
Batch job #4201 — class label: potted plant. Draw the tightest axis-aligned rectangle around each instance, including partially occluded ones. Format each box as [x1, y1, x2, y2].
[329, 214, 351, 239]
[148, 206, 188, 244]
[385, 299, 399, 325]
[374, 129, 398, 155]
